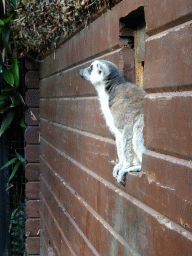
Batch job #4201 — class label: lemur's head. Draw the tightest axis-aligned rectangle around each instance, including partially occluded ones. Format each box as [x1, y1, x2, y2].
[79, 60, 124, 89]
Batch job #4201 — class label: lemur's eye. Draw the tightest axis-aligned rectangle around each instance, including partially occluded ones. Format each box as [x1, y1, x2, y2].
[98, 70, 102, 74]
[89, 65, 93, 71]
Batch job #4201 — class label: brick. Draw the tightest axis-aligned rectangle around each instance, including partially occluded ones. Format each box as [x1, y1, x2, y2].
[41, 203, 61, 253]
[119, 47, 135, 83]
[40, 234, 48, 256]
[40, 219, 54, 256]
[25, 58, 39, 70]
[41, 196, 96, 256]
[41, 179, 137, 255]
[25, 163, 40, 181]
[144, 21, 192, 90]
[25, 89, 40, 107]
[40, 99, 57, 122]
[25, 145, 40, 163]
[61, 239, 75, 256]
[41, 204, 61, 256]
[47, 244, 58, 256]
[40, 120, 117, 184]
[40, 97, 112, 138]
[41, 157, 116, 231]
[26, 182, 40, 199]
[145, 0, 192, 35]
[26, 200, 40, 218]
[26, 219, 40, 237]
[41, 145, 192, 240]
[25, 108, 40, 126]
[144, 91, 192, 158]
[142, 150, 192, 230]
[25, 126, 40, 144]
[25, 71, 39, 88]
[42, 171, 192, 256]
[26, 237, 40, 254]
[40, 175, 60, 224]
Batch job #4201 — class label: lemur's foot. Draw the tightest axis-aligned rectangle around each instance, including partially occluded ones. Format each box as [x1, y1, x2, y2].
[116, 165, 141, 185]
[113, 163, 123, 178]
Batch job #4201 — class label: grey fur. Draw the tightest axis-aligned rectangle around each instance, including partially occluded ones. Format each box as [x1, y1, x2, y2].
[79, 60, 146, 185]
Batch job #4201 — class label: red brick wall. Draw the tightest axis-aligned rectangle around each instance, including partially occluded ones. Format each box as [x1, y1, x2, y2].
[39, 0, 192, 255]
[25, 59, 40, 255]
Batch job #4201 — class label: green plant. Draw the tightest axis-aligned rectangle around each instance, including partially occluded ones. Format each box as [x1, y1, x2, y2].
[1, 151, 25, 182]
[9, 203, 27, 256]
[0, 3, 26, 136]
[0, 3, 27, 255]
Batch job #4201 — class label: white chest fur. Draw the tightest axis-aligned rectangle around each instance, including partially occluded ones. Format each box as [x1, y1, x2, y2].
[96, 86, 119, 136]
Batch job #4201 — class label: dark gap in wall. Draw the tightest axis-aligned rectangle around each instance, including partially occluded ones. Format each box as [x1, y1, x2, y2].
[120, 6, 145, 29]
[119, 6, 147, 87]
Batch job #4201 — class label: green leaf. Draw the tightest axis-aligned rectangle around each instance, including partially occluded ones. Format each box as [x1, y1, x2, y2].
[3, 14, 14, 24]
[0, 109, 14, 136]
[3, 69, 14, 86]
[0, 100, 7, 109]
[11, 207, 19, 219]
[12, 59, 20, 87]
[1, 87, 13, 92]
[9, 160, 21, 182]
[0, 101, 6, 108]
[18, 94, 25, 105]
[0, 95, 8, 103]
[0, 105, 11, 114]
[1, 157, 17, 170]
[19, 119, 27, 128]
[15, 152, 25, 164]
[9, 94, 20, 107]
[2, 29, 11, 50]
[0, 19, 4, 26]
[0, 95, 8, 108]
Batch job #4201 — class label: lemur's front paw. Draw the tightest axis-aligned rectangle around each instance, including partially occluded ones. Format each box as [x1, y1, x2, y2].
[113, 163, 123, 178]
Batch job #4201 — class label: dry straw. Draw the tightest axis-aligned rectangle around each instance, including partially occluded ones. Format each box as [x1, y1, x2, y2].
[10, 0, 122, 58]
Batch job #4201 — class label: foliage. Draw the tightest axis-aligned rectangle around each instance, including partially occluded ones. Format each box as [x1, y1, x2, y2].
[9, 203, 27, 256]
[1, 151, 26, 182]
[0, 2, 27, 255]
[0, 10, 26, 137]
[10, 0, 122, 58]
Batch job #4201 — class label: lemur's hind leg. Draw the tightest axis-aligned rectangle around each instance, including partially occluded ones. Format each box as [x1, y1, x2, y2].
[116, 125, 134, 184]
[117, 119, 145, 185]
[132, 116, 145, 163]
[113, 132, 124, 178]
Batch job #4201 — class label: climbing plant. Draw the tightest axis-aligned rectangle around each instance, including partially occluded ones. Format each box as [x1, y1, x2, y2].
[0, 0, 26, 178]
[0, 15, 25, 134]
[0, 1, 27, 255]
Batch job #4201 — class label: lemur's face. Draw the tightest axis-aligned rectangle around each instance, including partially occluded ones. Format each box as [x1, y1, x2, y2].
[79, 60, 109, 86]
